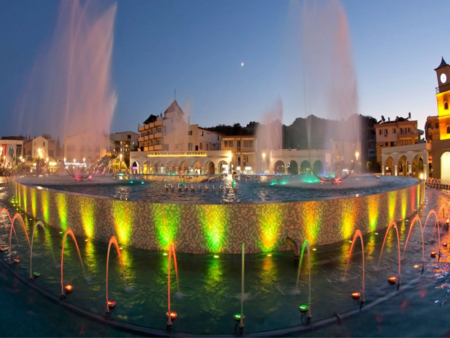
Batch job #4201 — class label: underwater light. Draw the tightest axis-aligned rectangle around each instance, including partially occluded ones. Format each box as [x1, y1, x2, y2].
[312, 248, 317, 251]
[388, 276, 396, 284]
[444, 243, 448, 247]
[34, 272, 40, 277]
[233, 313, 245, 321]
[351, 292, 361, 300]
[59, 231, 63, 235]
[0, 248, 4, 252]
[431, 251, 437, 258]
[414, 264, 420, 269]
[166, 311, 177, 323]
[267, 253, 272, 257]
[375, 232, 378, 235]
[14, 258, 20, 264]
[299, 305, 308, 313]
[130, 181, 134, 184]
[107, 300, 116, 308]
[214, 255, 220, 259]
[163, 252, 168, 256]
[65, 284, 73, 293]
[141, 181, 144, 184]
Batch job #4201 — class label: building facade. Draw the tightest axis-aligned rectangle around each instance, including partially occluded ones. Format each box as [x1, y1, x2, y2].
[110, 131, 139, 165]
[64, 132, 114, 164]
[0, 136, 24, 168]
[221, 135, 256, 174]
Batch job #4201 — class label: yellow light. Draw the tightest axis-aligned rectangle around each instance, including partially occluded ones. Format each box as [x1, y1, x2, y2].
[64, 158, 66, 162]
[73, 158, 76, 163]
[146, 152, 208, 158]
[419, 173, 424, 180]
[83, 158, 86, 162]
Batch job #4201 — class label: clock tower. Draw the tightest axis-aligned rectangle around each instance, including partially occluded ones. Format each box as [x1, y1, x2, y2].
[434, 57, 450, 140]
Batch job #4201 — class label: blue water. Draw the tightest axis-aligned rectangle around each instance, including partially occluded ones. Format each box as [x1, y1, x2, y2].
[36, 175, 418, 203]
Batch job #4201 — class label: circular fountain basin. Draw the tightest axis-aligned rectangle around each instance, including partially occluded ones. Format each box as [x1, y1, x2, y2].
[14, 175, 423, 253]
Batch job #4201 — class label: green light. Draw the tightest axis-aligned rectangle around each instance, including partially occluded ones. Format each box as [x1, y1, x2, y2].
[233, 313, 241, 320]
[141, 181, 144, 184]
[214, 255, 220, 259]
[153, 204, 181, 250]
[198, 205, 227, 253]
[299, 305, 308, 312]
[130, 181, 134, 184]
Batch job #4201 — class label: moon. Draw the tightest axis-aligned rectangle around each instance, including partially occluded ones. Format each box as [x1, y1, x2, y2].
[241, 62, 244, 67]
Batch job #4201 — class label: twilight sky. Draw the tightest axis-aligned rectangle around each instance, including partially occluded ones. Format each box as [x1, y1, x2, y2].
[0, 0, 449, 138]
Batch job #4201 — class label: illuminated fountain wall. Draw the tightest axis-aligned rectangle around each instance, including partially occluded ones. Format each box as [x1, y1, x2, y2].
[15, 181, 424, 254]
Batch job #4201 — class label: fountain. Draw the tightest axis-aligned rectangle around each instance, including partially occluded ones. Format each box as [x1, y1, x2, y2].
[378, 221, 402, 289]
[29, 221, 46, 279]
[422, 210, 441, 259]
[345, 230, 366, 303]
[105, 236, 126, 313]
[166, 243, 179, 327]
[8, 213, 30, 264]
[296, 240, 312, 319]
[60, 229, 85, 298]
[403, 215, 425, 273]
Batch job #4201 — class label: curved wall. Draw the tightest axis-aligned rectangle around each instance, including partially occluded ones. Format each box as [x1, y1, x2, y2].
[14, 180, 425, 253]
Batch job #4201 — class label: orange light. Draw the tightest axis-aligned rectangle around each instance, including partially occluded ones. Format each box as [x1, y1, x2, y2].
[351, 292, 361, 300]
[414, 264, 420, 269]
[431, 251, 437, 258]
[65, 284, 73, 293]
[388, 276, 396, 284]
[443, 243, 447, 247]
[13, 258, 20, 264]
[107, 301, 116, 308]
[166, 311, 177, 319]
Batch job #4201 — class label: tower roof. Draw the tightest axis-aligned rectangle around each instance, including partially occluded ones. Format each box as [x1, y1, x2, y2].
[163, 100, 184, 116]
[435, 57, 449, 70]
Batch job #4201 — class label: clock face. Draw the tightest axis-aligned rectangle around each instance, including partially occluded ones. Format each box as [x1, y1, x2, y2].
[441, 73, 447, 84]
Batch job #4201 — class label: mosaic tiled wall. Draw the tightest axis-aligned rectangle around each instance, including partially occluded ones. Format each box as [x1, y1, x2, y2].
[14, 181, 425, 254]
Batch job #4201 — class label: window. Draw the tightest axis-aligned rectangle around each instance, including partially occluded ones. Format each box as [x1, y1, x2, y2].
[217, 136, 220, 141]
[394, 128, 396, 134]
[200, 143, 203, 150]
[243, 155, 249, 164]
[436, 122, 439, 128]
[201, 131, 204, 136]
[447, 126, 450, 134]
[243, 140, 253, 147]
[127, 135, 131, 139]
[188, 131, 193, 136]
[43, 141, 45, 146]
[188, 143, 193, 151]
[385, 142, 388, 146]
[445, 102, 449, 110]
[390, 141, 394, 146]
[379, 143, 384, 146]
[206, 144, 209, 150]
[384, 129, 388, 136]
[379, 130, 382, 136]
[229, 141, 233, 147]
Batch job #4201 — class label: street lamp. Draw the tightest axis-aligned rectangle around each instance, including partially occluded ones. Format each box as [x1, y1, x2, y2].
[355, 151, 359, 161]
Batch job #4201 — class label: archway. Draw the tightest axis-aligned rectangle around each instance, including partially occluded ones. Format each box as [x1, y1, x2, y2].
[218, 160, 229, 175]
[132, 161, 139, 174]
[166, 160, 175, 174]
[411, 154, 424, 178]
[398, 156, 408, 176]
[274, 160, 285, 174]
[313, 160, 323, 175]
[441, 152, 450, 180]
[191, 160, 202, 175]
[178, 160, 189, 174]
[143, 161, 150, 174]
[385, 157, 394, 175]
[288, 160, 298, 175]
[154, 161, 161, 174]
[204, 161, 215, 175]
[300, 160, 311, 174]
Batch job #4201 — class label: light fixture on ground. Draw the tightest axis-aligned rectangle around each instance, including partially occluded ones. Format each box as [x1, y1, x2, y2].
[65, 284, 73, 293]
[388, 276, 396, 284]
[351, 292, 361, 300]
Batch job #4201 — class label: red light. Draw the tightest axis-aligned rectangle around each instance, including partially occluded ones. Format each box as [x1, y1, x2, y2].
[431, 251, 437, 258]
[0, 247, 4, 252]
[388, 276, 396, 284]
[166, 311, 177, 320]
[14, 258, 20, 264]
[443, 243, 447, 247]
[107, 301, 116, 308]
[351, 292, 361, 300]
[65, 284, 73, 293]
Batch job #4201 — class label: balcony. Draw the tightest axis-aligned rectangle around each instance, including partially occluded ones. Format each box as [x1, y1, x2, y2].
[150, 134, 154, 140]
[154, 132, 163, 138]
[138, 126, 145, 132]
[154, 144, 162, 151]
[436, 84, 450, 94]
[148, 146, 154, 151]
[149, 122, 155, 128]
[144, 135, 149, 141]
[155, 120, 163, 127]
[138, 137, 144, 142]
[144, 124, 150, 130]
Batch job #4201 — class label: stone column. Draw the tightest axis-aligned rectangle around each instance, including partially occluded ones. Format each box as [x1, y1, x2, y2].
[382, 165, 385, 175]
[408, 164, 412, 176]
[394, 165, 398, 176]
[423, 165, 428, 180]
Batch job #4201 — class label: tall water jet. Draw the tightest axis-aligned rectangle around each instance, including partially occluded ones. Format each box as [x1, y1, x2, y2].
[296, 240, 312, 318]
[423, 209, 441, 259]
[8, 213, 30, 264]
[344, 230, 365, 303]
[403, 215, 425, 273]
[29, 221, 46, 279]
[1, 208, 18, 241]
[378, 221, 401, 289]
[166, 243, 179, 326]
[300, 0, 360, 178]
[60, 229, 85, 298]
[15, 0, 117, 165]
[256, 100, 283, 174]
[105, 236, 126, 313]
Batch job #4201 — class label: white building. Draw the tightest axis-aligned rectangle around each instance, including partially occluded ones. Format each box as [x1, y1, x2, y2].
[0, 137, 24, 168]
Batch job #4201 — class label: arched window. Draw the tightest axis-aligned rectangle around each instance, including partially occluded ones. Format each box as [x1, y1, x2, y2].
[445, 101, 449, 110]
[447, 125, 450, 134]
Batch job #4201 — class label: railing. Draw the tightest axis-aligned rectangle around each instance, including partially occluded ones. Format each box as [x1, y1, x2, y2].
[436, 84, 450, 94]
[426, 178, 450, 190]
